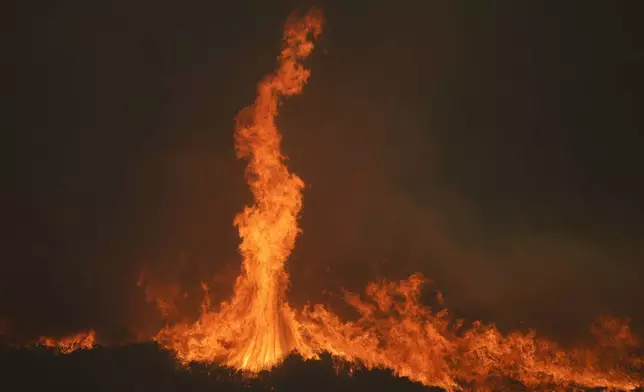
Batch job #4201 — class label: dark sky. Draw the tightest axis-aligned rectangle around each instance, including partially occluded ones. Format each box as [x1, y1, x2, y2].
[2, 0, 643, 344]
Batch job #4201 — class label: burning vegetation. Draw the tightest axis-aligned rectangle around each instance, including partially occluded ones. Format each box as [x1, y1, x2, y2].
[21, 7, 644, 392]
[37, 330, 96, 354]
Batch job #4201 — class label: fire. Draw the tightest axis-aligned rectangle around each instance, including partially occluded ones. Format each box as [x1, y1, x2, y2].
[38, 330, 96, 354]
[28, 7, 644, 391]
[151, 7, 643, 391]
[151, 8, 642, 390]
[154, 8, 324, 371]
[300, 275, 643, 391]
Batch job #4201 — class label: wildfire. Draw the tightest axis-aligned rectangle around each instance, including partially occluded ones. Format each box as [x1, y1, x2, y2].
[38, 330, 96, 354]
[154, 8, 324, 371]
[29, 7, 644, 392]
[152, 7, 643, 391]
[300, 275, 643, 391]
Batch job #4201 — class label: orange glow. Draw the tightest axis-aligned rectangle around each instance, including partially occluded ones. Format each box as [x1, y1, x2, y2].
[151, 7, 643, 391]
[33, 8, 643, 391]
[154, 8, 324, 372]
[300, 275, 643, 391]
[38, 330, 96, 354]
[137, 269, 184, 319]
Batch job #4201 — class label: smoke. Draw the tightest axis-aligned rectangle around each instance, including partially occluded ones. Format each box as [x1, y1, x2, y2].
[280, 1, 644, 341]
[2, 0, 643, 346]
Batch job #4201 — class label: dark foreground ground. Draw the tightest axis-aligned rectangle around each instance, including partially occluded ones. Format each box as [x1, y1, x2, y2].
[0, 343, 640, 392]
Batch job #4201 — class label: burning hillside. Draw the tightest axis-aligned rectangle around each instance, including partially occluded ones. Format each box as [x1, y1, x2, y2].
[5, 6, 644, 392]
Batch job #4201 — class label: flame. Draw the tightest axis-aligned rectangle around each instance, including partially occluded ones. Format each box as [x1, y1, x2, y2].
[154, 8, 643, 390]
[38, 330, 96, 354]
[154, 8, 324, 371]
[26, 8, 643, 391]
[300, 275, 643, 391]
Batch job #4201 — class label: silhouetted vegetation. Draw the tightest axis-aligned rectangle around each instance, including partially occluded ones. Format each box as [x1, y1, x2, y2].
[0, 344, 641, 392]
[0, 344, 436, 392]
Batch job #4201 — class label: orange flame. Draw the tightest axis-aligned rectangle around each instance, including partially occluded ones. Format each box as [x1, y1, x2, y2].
[38, 330, 96, 354]
[154, 8, 643, 390]
[154, 8, 324, 371]
[29, 8, 641, 391]
[300, 275, 643, 391]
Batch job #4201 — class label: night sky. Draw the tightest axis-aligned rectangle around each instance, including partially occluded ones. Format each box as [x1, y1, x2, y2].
[3, 0, 643, 346]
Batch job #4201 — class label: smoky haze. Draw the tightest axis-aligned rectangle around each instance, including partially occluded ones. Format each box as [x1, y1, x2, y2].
[2, 0, 643, 345]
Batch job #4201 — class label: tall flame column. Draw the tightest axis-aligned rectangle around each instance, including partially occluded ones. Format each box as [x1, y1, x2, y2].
[155, 9, 323, 371]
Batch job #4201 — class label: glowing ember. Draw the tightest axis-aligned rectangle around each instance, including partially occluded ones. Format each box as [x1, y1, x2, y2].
[38, 330, 96, 354]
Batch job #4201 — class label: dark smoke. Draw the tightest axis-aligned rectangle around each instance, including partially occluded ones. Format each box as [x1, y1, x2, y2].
[2, 0, 643, 346]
